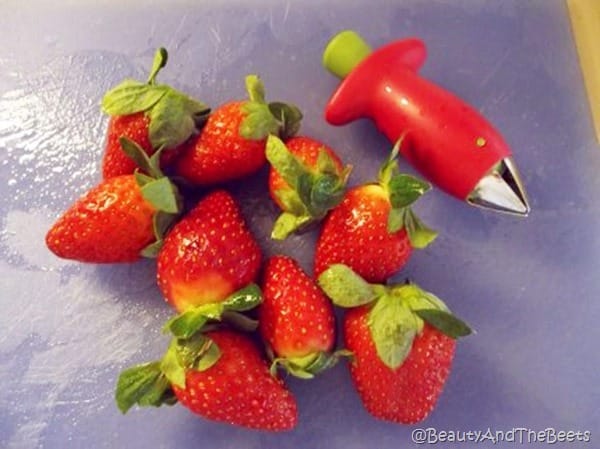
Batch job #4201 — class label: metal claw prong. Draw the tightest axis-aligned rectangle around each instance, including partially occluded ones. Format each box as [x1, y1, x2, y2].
[467, 157, 530, 216]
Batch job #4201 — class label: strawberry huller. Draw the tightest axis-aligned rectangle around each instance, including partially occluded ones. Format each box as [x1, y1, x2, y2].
[322, 30, 530, 216]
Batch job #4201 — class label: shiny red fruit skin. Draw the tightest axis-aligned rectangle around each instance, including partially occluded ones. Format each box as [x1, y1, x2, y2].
[173, 330, 298, 431]
[175, 101, 267, 185]
[102, 112, 181, 179]
[314, 184, 412, 283]
[260, 255, 336, 358]
[344, 306, 456, 424]
[45, 175, 155, 263]
[268, 136, 343, 210]
[156, 190, 262, 312]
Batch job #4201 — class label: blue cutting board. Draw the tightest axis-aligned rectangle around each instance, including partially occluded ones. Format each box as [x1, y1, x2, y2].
[1, 1, 598, 448]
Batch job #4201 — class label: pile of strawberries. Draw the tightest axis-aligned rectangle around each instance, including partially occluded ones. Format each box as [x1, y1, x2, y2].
[45, 48, 472, 431]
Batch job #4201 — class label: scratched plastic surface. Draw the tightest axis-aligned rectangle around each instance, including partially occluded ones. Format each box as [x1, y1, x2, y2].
[1, 1, 598, 448]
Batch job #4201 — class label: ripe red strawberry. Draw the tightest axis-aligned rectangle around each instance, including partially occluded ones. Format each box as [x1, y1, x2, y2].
[318, 264, 471, 424]
[46, 175, 155, 262]
[259, 255, 340, 378]
[314, 142, 437, 283]
[315, 184, 411, 282]
[156, 189, 262, 313]
[175, 75, 302, 186]
[46, 140, 181, 263]
[345, 309, 455, 424]
[101, 47, 209, 178]
[266, 135, 351, 240]
[116, 329, 298, 431]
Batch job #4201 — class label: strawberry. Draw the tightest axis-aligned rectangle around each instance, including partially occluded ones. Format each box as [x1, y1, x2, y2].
[116, 329, 298, 431]
[46, 139, 182, 263]
[318, 264, 472, 423]
[314, 141, 437, 283]
[101, 47, 209, 178]
[266, 135, 351, 239]
[156, 189, 262, 313]
[175, 75, 302, 186]
[259, 255, 344, 378]
[345, 311, 456, 424]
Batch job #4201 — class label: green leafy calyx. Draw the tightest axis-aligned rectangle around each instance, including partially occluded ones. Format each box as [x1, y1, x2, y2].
[377, 139, 437, 248]
[222, 283, 263, 311]
[102, 47, 210, 150]
[119, 137, 183, 258]
[368, 295, 419, 369]
[114, 332, 224, 414]
[115, 362, 176, 414]
[161, 334, 221, 387]
[317, 264, 379, 308]
[270, 349, 353, 379]
[317, 265, 472, 369]
[414, 309, 473, 339]
[239, 74, 303, 141]
[370, 282, 472, 369]
[101, 80, 167, 117]
[163, 284, 263, 339]
[266, 135, 351, 240]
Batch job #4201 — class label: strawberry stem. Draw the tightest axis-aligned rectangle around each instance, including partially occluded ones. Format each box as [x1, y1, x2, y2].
[245, 74, 266, 103]
[147, 47, 168, 85]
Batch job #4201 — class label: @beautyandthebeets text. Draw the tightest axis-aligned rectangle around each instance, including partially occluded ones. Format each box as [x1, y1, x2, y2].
[411, 427, 592, 445]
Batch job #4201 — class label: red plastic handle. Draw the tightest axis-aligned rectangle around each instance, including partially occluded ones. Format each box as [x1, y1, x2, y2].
[325, 38, 511, 200]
